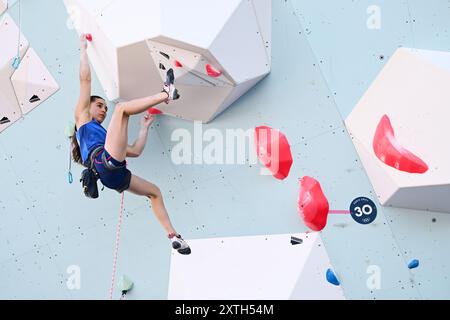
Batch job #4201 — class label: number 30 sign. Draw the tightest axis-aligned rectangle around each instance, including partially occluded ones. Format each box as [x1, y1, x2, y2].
[350, 197, 377, 225]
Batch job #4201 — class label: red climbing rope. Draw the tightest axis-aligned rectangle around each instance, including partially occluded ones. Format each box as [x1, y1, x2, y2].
[109, 192, 125, 300]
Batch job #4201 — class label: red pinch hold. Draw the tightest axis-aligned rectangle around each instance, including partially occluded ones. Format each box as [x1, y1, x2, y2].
[206, 64, 222, 77]
[148, 107, 163, 115]
[297, 176, 330, 232]
[86, 33, 93, 42]
[255, 126, 293, 180]
[373, 115, 428, 174]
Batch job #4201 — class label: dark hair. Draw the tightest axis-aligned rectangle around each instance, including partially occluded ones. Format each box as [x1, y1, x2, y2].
[71, 95, 105, 167]
[90, 95, 105, 103]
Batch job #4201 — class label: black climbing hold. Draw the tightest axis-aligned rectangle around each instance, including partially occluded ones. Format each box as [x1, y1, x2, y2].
[291, 236, 303, 245]
[159, 51, 170, 60]
[29, 95, 40, 103]
[0, 117, 10, 125]
[159, 63, 166, 70]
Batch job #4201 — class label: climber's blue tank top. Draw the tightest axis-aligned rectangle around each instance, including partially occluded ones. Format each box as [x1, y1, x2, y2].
[76, 119, 107, 164]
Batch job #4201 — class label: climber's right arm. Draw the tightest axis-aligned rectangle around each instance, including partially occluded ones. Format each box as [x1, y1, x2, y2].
[74, 34, 92, 124]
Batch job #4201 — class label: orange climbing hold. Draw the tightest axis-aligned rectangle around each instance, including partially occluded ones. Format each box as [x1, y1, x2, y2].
[254, 126, 293, 180]
[297, 176, 329, 232]
[373, 115, 428, 174]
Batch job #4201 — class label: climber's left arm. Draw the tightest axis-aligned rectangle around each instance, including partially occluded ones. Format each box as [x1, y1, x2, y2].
[126, 114, 154, 158]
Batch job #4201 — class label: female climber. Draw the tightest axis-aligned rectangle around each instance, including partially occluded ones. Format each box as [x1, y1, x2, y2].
[71, 34, 190, 255]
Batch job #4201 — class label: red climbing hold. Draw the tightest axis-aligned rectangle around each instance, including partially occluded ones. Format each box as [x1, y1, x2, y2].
[148, 107, 163, 115]
[297, 176, 329, 232]
[206, 64, 222, 78]
[373, 115, 428, 174]
[174, 60, 183, 68]
[86, 33, 93, 42]
[254, 126, 293, 180]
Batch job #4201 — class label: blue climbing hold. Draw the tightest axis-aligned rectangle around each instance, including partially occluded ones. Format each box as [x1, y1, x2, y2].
[408, 259, 419, 269]
[326, 268, 340, 286]
[12, 56, 21, 70]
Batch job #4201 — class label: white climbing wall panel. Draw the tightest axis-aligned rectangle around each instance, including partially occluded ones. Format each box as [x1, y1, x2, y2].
[0, 13, 59, 134]
[63, 0, 271, 123]
[0, 0, 7, 16]
[11, 48, 59, 114]
[0, 13, 29, 133]
[345, 48, 450, 213]
[168, 233, 345, 300]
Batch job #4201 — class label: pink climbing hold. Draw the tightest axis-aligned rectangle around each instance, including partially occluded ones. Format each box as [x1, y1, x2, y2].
[206, 64, 222, 78]
[254, 126, 293, 180]
[297, 176, 330, 232]
[174, 60, 183, 68]
[86, 33, 93, 42]
[148, 107, 163, 115]
[373, 115, 428, 174]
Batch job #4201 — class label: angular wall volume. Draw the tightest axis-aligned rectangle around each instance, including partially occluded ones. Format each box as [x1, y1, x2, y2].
[11, 48, 60, 115]
[168, 233, 345, 300]
[63, 0, 271, 123]
[0, 13, 29, 133]
[345, 48, 450, 213]
[0, 13, 59, 134]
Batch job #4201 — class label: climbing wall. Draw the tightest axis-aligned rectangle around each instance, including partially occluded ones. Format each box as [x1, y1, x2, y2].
[0, 13, 29, 132]
[63, 0, 271, 123]
[345, 48, 450, 213]
[1, 0, 450, 300]
[168, 233, 345, 300]
[11, 48, 60, 115]
[0, 13, 59, 134]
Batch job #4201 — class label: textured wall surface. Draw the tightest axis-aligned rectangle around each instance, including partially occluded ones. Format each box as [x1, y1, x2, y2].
[0, 0, 449, 299]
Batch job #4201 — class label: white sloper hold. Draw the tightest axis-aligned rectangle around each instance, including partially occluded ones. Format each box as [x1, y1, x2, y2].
[0, 13, 29, 133]
[345, 48, 450, 213]
[63, 0, 271, 123]
[11, 48, 60, 115]
[168, 233, 345, 300]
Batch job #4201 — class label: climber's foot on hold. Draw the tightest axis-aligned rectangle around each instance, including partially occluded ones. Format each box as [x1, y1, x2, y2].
[162, 69, 180, 102]
[165, 68, 175, 86]
[169, 233, 191, 255]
